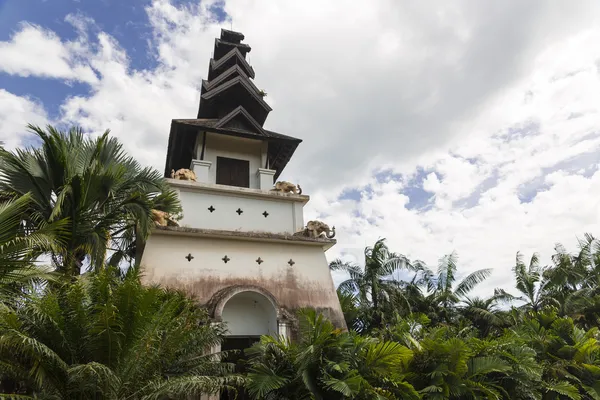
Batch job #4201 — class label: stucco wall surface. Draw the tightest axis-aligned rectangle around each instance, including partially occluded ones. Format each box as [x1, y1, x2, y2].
[177, 189, 302, 234]
[140, 233, 345, 328]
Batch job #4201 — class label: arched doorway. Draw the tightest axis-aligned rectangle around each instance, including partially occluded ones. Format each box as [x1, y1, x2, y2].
[221, 290, 278, 337]
[218, 290, 279, 400]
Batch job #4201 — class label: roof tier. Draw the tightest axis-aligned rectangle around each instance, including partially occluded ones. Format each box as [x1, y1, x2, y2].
[164, 29, 300, 180]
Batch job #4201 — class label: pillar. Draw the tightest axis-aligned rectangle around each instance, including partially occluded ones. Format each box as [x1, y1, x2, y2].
[190, 159, 213, 183]
[257, 168, 276, 190]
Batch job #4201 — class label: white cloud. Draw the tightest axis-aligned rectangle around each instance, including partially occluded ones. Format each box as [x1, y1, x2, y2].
[0, 23, 97, 83]
[1, 0, 600, 298]
[0, 90, 48, 150]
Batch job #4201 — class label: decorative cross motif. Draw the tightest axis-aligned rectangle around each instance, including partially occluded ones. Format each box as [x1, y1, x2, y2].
[222, 255, 230, 263]
[208, 205, 215, 213]
[185, 253, 194, 262]
[287, 259, 295, 266]
[256, 257, 263, 265]
[262, 211, 269, 218]
[236, 208, 243, 215]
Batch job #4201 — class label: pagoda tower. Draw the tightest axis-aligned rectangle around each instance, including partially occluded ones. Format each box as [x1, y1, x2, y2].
[140, 29, 345, 346]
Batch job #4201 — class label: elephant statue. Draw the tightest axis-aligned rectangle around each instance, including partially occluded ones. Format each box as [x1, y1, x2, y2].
[170, 168, 197, 182]
[304, 220, 335, 239]
[271, 181, 302, 195]
[151, 209, 179, 227]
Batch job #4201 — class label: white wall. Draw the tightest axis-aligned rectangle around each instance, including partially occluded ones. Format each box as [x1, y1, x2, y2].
[197, 133, 265, 189]
[221, 291, 278, 336]
[177, 188, 300, 234]
[140, 232, 345, 328]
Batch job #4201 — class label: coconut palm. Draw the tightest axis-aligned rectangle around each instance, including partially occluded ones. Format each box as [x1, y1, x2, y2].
[508, 252, 554, 313]
[0, 124, 180, 276]
[0, 266, 240, 398]
[330, 238, 413, 329]
[420, 252, 492, 324]
[0, 193, 66, 299]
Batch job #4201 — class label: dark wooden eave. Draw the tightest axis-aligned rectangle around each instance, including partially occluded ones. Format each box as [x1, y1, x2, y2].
[208, 48, 255, 80]
[164, 119, 301, 181]
[214, 38, 251, 61]
[200, 64, 254, 96]
[220, 29, 244, 43]
[197, 76, 272, 125]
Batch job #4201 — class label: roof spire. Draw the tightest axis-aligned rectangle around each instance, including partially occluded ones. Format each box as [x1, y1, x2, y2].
[164, 30, 301, 181]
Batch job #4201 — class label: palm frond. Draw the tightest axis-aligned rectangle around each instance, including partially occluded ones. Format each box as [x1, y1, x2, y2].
[455, 268, 492, 298]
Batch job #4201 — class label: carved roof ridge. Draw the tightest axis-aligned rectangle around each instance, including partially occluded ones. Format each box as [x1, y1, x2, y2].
[214, 37, 251, 53]
[200, 76, 272, 113]
[214, 106, 266, 134]
[202, 64, 252, 92]
[209, 48, 255, 79]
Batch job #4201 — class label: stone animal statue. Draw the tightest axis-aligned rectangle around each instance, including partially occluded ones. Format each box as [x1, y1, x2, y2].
[170, 168, 197, 182]
[151, 209, 179, 227]
[304, 220, 335, 239]
[271, 181, 302, 195]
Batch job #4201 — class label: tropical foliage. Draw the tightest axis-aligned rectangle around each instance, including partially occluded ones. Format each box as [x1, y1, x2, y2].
[0, 193, 63, 300]
[0, 125, 238, 399]
[247, 235, 600, 399]
[0, 124, 180, 277]
[246, 308, 418, 400]
[0, 266, 242, 399]
[2, 124, 600, 399]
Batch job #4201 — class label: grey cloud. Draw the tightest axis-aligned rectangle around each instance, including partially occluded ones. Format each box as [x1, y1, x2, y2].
[244, 1, 600, 192]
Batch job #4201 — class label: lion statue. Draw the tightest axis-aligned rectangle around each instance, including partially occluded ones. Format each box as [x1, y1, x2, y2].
[170, 168, 197, 182]
[151, 209, 179, 227]
[271, 181, 302, 195]
[300, 220, 335, 239]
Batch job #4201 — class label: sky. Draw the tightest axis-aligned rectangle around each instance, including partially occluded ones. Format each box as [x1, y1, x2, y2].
[1, 0, 600, 298]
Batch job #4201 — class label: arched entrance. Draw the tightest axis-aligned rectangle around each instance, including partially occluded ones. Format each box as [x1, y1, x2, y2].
[217, 289, 279, 400]
[221, 290, 278, 336]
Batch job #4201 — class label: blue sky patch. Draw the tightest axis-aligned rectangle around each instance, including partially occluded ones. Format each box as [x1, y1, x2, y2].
[374, 168, 402, 183]
[453, 169, 500, 209]
[518, 175, 550, 203]
[0, 74, 89, 119]
[400, 168, 435, 211]
[0, 0, 229, 119]
[545, 150, 600, 176]
[339, 187, 364, 202]
[496, 120, 540, 142]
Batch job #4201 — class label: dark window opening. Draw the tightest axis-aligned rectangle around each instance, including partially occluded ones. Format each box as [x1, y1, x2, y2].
[220, 336, 260, 400]
[216, 156, 250, 187]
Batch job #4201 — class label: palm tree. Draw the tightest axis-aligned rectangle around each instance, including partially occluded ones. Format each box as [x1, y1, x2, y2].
[422, 252, 492, 323]
[246, 308, 418, 400]
[0, 193, 65, 299]
[0, 124, 180, 276]
[460, 295, 503, 337]
[330, 238, 413, 329]
[0, 266, 241, 398]
[509, 252, 553, 312]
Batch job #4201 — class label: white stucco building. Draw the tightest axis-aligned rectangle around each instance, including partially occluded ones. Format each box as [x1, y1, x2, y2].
[139, 29, 345, 361]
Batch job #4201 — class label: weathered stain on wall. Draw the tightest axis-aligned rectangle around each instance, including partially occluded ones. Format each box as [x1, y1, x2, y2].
[157, 275, 344, 326]
[140, 232, 346, 329]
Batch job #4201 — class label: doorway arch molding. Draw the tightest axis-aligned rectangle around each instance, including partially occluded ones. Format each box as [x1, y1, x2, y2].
[210, 285, 281, 322]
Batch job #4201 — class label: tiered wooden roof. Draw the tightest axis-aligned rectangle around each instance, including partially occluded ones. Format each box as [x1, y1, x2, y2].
[164, 29, 301, 180]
